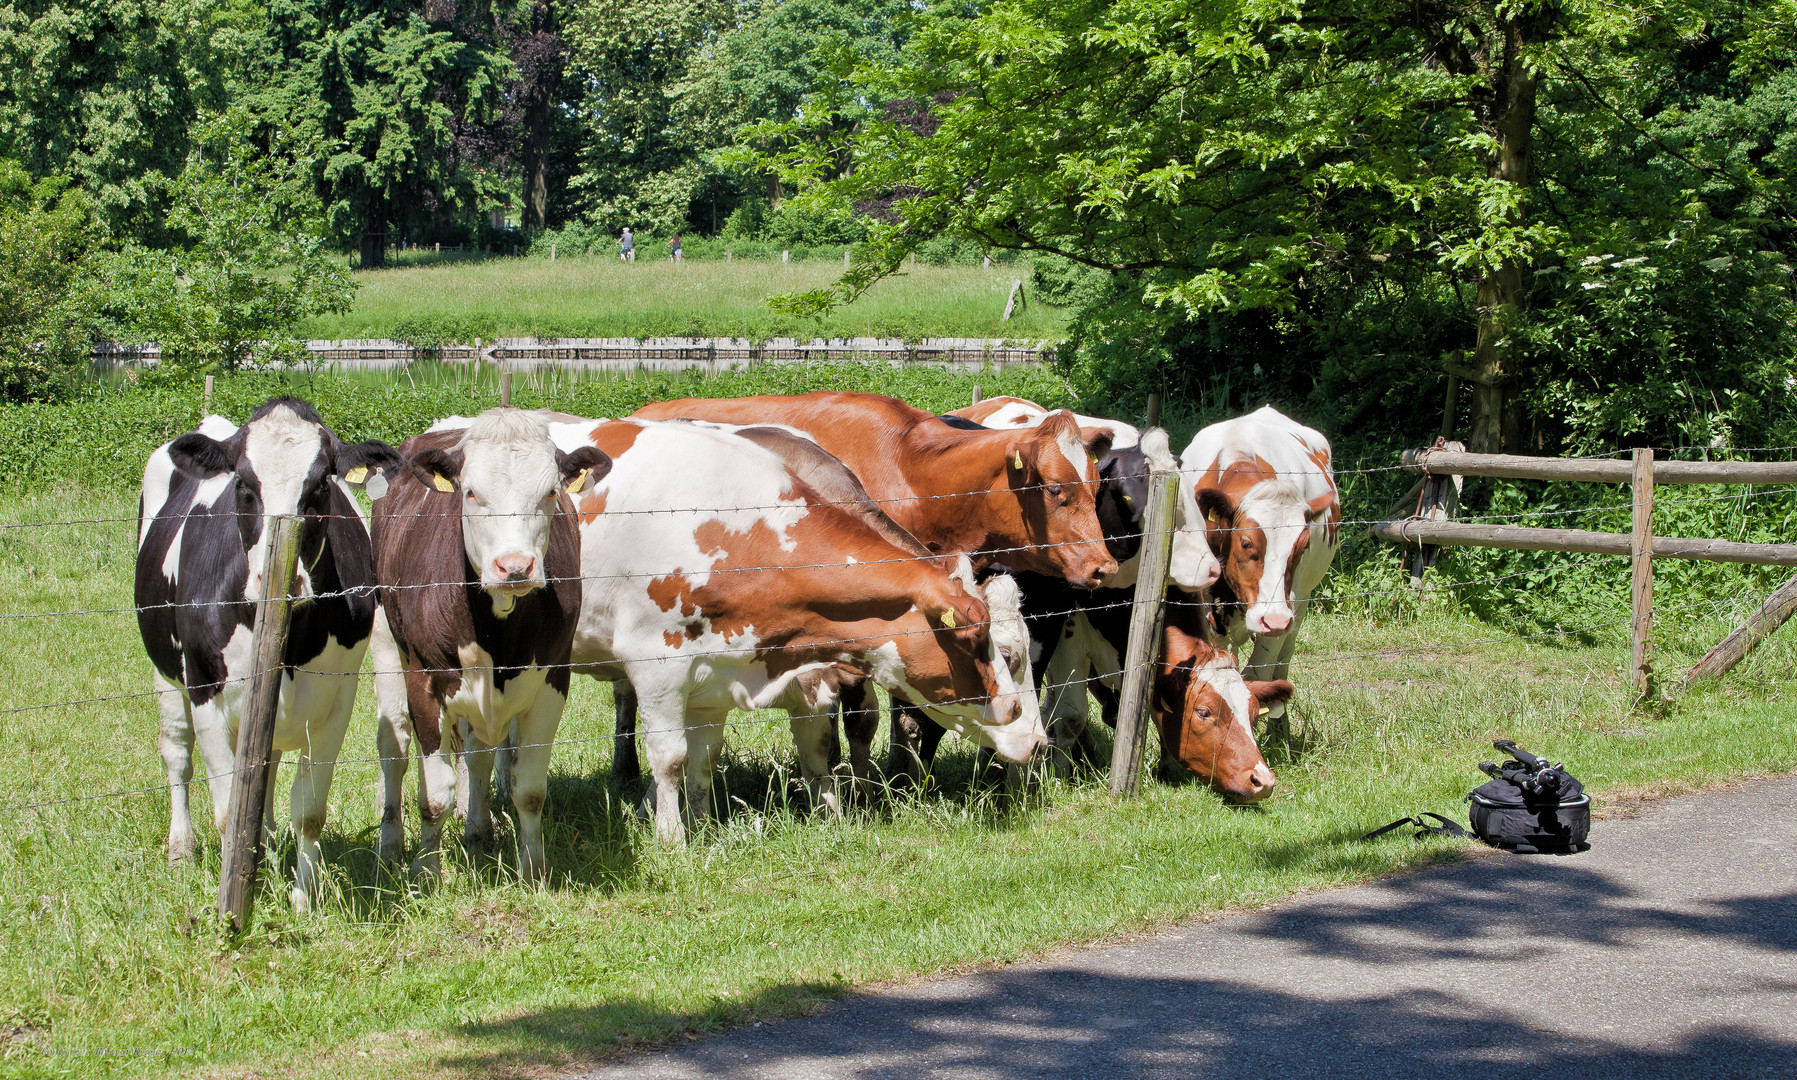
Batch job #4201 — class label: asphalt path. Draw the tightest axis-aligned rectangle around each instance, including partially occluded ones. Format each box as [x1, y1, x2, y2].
[570, 774, 1797, 1079]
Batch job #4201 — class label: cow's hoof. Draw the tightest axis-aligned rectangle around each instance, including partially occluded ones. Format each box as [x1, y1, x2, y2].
[167, 840, 197, 866]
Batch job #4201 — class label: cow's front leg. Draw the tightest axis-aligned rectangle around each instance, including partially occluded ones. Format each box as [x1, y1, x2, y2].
[789, 710, 843, 817]
[509, 689, 567, 884]
[611, 679, 641, 786]
[370, 609, 413, 866]
[413, 745, 457, 881]
[1040, 633, 1093, 778]
[461, 718, 497, 859]
[288, 688, 353, 912]
[632, 673, 691, 846]
[838, 682, 878, 797]
[682, 706, 728, 836]
[155, 673, 198, 863]
[192, 696, 236, 835]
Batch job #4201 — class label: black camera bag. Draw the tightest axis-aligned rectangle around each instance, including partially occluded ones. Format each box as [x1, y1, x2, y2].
[1469, 769, 1590, 854]
[1362, 740, 1590, 854]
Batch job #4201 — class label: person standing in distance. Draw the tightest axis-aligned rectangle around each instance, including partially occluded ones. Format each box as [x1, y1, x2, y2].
[668, 234, 682, 262]
[620, 227, 634, 262]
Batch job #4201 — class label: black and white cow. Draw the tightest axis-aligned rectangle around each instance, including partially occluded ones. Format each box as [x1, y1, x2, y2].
[135, 398, 400, 909]
[370, 408, 608, 880]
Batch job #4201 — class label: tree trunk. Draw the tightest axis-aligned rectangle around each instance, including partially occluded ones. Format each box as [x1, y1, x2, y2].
[767, 174, 783, 207]
[1467, 14, 1544, 454]
[520, 5, 561, 233]
[360, 196, 387, 269]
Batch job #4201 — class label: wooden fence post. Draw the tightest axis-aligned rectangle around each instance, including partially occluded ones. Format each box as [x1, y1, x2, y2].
[218, 515, 302, 935]
[1631, 447, 1655, 699]
[970, 384, 983, 406]
[1684, 571, 1797, 687]
[500, 368, 513, 408]
[1109, 469, 1179, 795]
[1145, 393, 1162, 430]
[1002, 280, 1023, 320]
[203, 374, 214, 418]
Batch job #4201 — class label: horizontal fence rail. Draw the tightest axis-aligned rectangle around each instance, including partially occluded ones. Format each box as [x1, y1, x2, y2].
[91, 337, 1055, 373]
[1371, 519, 1797, 567]
[1403, 447, 1797, 485]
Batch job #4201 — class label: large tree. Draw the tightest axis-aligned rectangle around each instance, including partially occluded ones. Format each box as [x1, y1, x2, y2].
[751, 0, 1797, 452]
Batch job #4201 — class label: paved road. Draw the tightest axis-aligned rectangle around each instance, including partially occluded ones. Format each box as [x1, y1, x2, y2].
[572, 775, 1797, 1079]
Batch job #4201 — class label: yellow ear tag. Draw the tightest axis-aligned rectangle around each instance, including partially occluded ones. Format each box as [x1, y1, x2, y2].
[1257, 706, 1270, 717]
[1122, 494, 1133, 506]
[1207, 510, 1220, 524]
[940, 610, 957, 629]
[433, 473, 455, 493]
[566, 469, 588, 495]
[1012, 451, 1024, 470]
[343, 465, 368, 485]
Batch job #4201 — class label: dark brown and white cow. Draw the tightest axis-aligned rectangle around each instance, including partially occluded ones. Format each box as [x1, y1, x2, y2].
[1180, 406, 1340, 724]
[370, 408, 608, 879]
[551, 416, 1044, 843]
[135, 398, 400, 909]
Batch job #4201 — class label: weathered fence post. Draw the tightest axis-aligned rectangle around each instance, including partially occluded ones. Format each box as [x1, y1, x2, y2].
[550, 242, 556, 261]
[1109, 469, 1179, 795]
[1145, 393, 1162, 430]
[782, 250, 789, 264]
[500, 368, 513, 408]
[203, 374, 214, 418]
[845, 248, 851, 268]
[1684, 571, 1797, 687]
[1631, 447, 1655, 699]
[218, 515, 302, 935]
[970, 384, 984, 406]
[1002, 279, 1023, 321]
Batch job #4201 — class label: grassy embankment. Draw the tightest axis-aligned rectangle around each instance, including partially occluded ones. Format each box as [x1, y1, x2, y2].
[2, 466, 1793, 1078]
[296, 256, 1070, 343]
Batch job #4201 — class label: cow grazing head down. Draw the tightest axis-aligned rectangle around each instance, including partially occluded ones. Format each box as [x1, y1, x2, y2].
[167, 398, 401, 601]
[1154, 620, 1287, 802]
[406, 408, 608, 614]
[890, 562, 1045, 763]
[1196, 474, 1335, 637]
[1007, 410, 1117, 589]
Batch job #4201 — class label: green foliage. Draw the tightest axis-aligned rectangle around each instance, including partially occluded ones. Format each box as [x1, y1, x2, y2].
[106, 115, 357, 374]
[0, 164, 103, 402]
[0, 0, 230, 236]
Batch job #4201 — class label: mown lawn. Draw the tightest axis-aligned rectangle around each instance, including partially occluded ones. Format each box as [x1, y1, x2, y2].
[295, 257, 1070, 343]
[2, 485, 1794, 1080]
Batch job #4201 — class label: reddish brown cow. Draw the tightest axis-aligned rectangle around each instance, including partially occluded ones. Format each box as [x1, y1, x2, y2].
[1155, 602, 1290, 802]
[632, 392, 1118, 588]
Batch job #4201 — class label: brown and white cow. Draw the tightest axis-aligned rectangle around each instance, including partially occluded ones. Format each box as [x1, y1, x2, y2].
[1155, 598, 1288, 801]
[1179, 406, 1340, 725]
[370, 409, 608, 879]
[632, 392, 1118, 588]
[954, 395, 1142, 450]
[551, 416, 1044, 843]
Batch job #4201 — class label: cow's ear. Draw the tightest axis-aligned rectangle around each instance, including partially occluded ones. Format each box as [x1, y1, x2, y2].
[169, 433, 235, 478]
[1005, 433, 1038, 481]
[1305, 493, 1336, 522]
[1245, 679, 1295, 710]
[555, 446, 611, 487]
[1195, 488, 1235, 551]
[1155, 657, 1194, 713]
[335, 440, 404, 484]
[1081, 427, 1113, 463]
[408, 447, 462, 491]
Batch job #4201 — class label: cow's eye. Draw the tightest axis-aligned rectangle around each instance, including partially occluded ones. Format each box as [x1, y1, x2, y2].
[464, 489, 476, 501]
[1046, 483, 1064, 498]
[1195, 706, 1211, 719]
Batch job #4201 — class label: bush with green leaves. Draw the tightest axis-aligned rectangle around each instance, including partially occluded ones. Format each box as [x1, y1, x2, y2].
[107, 116, 357, 376]
[0, 163, 101, 403]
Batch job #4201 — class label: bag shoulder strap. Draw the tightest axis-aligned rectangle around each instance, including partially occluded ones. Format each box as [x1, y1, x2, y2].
[1362, 813, 1468, 842]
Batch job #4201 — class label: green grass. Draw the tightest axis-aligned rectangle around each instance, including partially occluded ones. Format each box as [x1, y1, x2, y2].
[295, 257, 1070, 342]
[3, 484, 1795, 1080]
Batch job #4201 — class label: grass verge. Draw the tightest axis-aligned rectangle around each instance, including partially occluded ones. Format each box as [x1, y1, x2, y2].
[1, 488, 1793, 1080]
[295, 258, 1070, 342]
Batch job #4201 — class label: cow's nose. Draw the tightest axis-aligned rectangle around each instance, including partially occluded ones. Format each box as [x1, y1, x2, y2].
[493, 554, 536, 581]
[1077, 555, 1119, 590]
[1240, 764, 1277, 802]
[1259, 612, 1292, 634]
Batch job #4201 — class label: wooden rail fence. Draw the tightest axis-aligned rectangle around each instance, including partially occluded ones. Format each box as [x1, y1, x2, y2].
[1374, 442, 1797, 699]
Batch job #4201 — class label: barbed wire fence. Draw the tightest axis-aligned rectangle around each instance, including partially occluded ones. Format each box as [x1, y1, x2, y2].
[2, 431, 1792, 936]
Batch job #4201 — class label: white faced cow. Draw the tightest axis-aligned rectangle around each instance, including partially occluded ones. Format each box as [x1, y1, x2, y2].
[369, 409, 608, 880]
[135, 398, 400, 910]
[1178, 406, 1340, 724]
[552, 417, 1044, 843]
